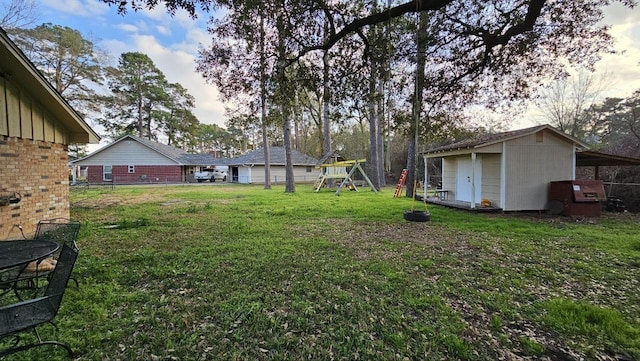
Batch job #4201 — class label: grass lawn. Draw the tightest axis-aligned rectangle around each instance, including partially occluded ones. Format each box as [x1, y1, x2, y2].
[6, 184, 639, 360]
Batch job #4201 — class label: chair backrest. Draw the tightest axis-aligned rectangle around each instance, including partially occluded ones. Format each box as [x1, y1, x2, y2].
[0, 243, 78, 336]
[45, 242, 78, 300]
[34, 218, 81, 249]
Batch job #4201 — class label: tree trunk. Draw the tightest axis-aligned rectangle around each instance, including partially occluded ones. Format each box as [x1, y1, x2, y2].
[293, 100, 300, 150]
[322, 49, 331, 155]
[277, 11, 295, 193]
[137, 92, 143, 137]
[406, 11, 428, 197]
[377, 78, 386, 187]
[367, 1, 385, 191]
[260, 14, 271, 190]
[368, 71, 380, 191]
[383, 0, 393, 179]
[146, 104, 152, 140]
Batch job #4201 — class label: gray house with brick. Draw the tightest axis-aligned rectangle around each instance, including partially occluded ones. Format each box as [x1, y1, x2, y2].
[72, 135, 227, 183]
[0, 28, 100, 240]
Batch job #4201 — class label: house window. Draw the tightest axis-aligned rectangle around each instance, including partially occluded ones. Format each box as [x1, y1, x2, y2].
[103, 165, 113, 181]
[128, 165, 135, 173]
[306, 166, 313, 173]
[536, 131, 543, 143]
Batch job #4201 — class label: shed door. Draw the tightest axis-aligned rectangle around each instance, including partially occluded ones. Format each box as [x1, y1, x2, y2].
[456, 156, 482, 203]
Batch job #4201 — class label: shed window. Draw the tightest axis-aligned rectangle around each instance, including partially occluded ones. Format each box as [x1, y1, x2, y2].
[128, 165, 135, 173]
[306, 166, 313, 173]
[536, 131, 543, 143]
[103, 166, 113, 181]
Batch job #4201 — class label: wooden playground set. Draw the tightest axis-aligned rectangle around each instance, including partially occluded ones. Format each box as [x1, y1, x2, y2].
[313, 158, 378, 195]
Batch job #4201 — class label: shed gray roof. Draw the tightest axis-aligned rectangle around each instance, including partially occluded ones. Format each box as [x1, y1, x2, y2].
[422, 124, 589, 154]
[228, 147, 319, 166]
[317, 150, 346, 165]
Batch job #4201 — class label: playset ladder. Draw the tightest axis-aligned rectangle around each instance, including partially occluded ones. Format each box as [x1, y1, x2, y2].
[393, 169, 408, 198]
[313, 173, 327, 192]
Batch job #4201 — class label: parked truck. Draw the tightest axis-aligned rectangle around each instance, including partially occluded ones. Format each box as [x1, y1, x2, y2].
[194, 169, 227, 182]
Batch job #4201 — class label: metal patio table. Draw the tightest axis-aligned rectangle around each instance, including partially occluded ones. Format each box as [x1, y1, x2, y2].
[0, 240, 59, 301]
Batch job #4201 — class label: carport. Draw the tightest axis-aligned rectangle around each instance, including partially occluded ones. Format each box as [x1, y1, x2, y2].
[576, 150, 640, 179]
[576, 150, 640, 212]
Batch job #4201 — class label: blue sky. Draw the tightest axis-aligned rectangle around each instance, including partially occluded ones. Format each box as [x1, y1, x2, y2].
[32, 0, 640, 134]
[38, 0, 225, 130]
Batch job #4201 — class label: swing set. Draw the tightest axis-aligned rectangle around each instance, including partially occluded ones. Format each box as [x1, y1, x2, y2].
[313, 159, 378, 195]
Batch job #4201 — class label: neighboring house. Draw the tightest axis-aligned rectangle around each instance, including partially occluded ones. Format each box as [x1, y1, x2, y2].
[228, 147, 319, 184]
[421, 124, 589, 211]
[0, 28, 100, 239]
[72, 135, 227, 184]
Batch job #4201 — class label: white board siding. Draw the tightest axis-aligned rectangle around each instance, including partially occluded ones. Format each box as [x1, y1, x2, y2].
[236, 165, 315, 184]
[481, 154, 501, 206]
[442, 157, 457, 198]
[74, 139, 179, 166]
[504, 130, 573, 211]
[267, 166, 285, 184]
[444, 154, 501, 205]
[237, 167, 252, 183]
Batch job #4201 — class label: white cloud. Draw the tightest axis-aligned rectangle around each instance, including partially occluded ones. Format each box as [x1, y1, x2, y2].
[156, 25, 171, 36]
[512, 3, 640, 130]
[139, 5, 167, 21]
[137, 4, 204, 32]
[603, 2, 639, 26]
[171, 27, 210, 54]
[41, 0, 108, 17]
[595, 22, 640, 98]
[131, 35, 226, 126]
[115, 23, 138, 33]
[101, 39, 135, 60]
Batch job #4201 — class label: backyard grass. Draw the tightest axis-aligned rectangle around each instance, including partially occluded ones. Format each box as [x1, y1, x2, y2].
[4, 184, 639, 360]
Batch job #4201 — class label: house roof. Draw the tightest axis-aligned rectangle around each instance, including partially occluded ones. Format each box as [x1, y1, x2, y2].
[129, 135, 188, 163]
[228, 147, 319, 166]
[317, 150, 346, 165]
[0, 28, 100, 144]
[576, 150, 640, 167]
[422, 124, 589, 155]
[73, 135, 228, 166]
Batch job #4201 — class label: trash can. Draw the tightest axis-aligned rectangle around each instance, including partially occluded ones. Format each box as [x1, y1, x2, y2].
[548, 180, 606, 217]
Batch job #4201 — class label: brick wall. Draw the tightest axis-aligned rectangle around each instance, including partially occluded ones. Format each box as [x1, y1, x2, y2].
[86, 165, 183, 183]
[0, 136, 69, 239]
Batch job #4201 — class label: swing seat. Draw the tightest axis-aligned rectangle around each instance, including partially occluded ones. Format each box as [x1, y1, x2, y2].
[403, 210, 431, 222]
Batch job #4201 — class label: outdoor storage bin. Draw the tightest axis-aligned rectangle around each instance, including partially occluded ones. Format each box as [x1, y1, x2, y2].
[548, 180, 606, 217]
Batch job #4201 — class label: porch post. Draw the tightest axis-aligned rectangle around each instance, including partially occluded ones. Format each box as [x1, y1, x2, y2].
[500, 142, 506, 210]
[572, 145, 577, 180]
[470, 152, 476, 209]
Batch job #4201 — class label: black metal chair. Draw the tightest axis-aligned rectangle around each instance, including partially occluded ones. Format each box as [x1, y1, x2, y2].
[34, 218, 81, 250]
[0, 242, 78, 358]
[32, 218, 81, 288]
